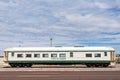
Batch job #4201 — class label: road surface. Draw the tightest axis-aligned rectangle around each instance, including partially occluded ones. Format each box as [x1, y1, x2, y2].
[0, 71, 120, 80]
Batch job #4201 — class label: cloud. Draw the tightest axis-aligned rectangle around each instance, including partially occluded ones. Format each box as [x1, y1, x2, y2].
[54, 11, 120, 40]
[0, 0, 17, 8]
[94, 2, 110, 9]
[0, 0, 120, 54]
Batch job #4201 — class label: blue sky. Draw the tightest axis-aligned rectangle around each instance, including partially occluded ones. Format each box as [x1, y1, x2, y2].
[0, 0, 120, 55]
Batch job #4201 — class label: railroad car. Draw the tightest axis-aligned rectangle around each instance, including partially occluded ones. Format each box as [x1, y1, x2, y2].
[3, 46, 116, 67]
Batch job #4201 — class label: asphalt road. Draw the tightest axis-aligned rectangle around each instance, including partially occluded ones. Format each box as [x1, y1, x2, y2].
[0, 71, 120, 80]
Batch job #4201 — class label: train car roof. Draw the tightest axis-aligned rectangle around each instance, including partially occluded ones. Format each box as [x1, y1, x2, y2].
[4, 46, 115, 52]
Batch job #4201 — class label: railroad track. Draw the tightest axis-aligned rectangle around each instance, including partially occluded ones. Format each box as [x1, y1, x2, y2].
[0, 64, 120, 71]
[0, 67, 120, 71]
[2, 64, 114, 68]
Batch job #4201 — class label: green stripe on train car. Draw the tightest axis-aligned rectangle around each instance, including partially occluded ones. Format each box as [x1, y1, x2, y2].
[8, 60, 110, 64]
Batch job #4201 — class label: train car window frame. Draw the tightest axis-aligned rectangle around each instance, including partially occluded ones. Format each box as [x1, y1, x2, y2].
[51, 54, 57, 58]
[104, 52, 107, 56]
[26, 54, 32, 58]
[43, 54, 49, 58]
[17, 54, 23, 58]
[11, 52, 14, 57]
[34, 54, 40, 58]
[86, 53, 92, 57]
[94, 53, 101, 57]
[59, 53, 66, 58]
[70, 52, 73, 57]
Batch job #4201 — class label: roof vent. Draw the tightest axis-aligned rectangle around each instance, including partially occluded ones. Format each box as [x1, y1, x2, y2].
[55, 46, 62, 47]
[74, 46, 84, 47]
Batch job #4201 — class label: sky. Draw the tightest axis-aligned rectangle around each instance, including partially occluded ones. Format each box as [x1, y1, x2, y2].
[0, 0, 120, 55]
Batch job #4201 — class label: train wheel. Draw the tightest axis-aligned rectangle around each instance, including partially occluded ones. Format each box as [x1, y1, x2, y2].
[102, 64, 109, 67]
[22, 64, 25, 67]
[95, 64, 99, 67]
[91, 64, 95, 67]
[9, 63, 17, 67]
[18, 64, 24, 67]
[26, 64, 32, 67]
[14, 64, 17, 67]
[86, 64, 91, 67]
[99, 64, 103, 67]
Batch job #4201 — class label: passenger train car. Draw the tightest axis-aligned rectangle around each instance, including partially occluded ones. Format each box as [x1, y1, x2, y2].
[4, 46, 116, 67]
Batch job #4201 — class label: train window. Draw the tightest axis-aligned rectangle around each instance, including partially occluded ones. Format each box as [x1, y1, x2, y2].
[34, 54, 40, 58]
[104, 52, 107, 56]
[11, 52, 14, 57]
[43, 54, 49, 58]
[59, 53, 66, 58]
[51, 54, 57, 58]
[86, 54, 92, 57]
[26, 54, 31, 58]
[17, 54, 23, 58]
[70, 52, 73, 57]
[94, 53, 101, 57]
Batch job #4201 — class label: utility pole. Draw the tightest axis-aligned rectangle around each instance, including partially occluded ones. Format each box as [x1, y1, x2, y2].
[50, 38, 52, 47]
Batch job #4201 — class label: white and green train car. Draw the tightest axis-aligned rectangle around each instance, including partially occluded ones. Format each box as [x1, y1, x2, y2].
[4, 46, 116, 67]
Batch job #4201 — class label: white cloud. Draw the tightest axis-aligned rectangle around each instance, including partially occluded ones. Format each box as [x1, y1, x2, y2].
[53, 11, 120, 48]
[55, 11, 120, 32]
[94, 2, 110, 9]
[0, 0, 120, 54]
[0, 0, 17, 8]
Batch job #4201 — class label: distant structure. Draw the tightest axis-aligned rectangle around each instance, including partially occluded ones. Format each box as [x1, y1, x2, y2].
[0, 55, 3, 58]
[18, 41, 23, 47]
[116, 54, 120, 57]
